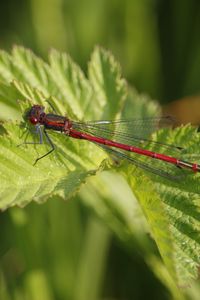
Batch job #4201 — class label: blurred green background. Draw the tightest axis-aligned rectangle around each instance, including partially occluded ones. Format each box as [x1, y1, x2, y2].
[1, 0, 200, 103]
[1, 0, 200, 299]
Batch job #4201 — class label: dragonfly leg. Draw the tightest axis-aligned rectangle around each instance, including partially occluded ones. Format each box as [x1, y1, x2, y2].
[18, 125, 55, 165]
[33, 129, 55, 165]
[17, 124, 43, 147]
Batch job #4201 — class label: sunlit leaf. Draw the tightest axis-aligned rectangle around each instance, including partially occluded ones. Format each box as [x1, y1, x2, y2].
[0, 46, 200, 287]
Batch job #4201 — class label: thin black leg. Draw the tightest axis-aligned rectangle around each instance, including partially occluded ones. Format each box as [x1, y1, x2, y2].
[33, 129, 55, 165]
[18, 124, 55, 165]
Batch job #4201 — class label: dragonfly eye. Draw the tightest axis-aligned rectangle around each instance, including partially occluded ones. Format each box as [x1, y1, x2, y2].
[29, 116, 38, 124]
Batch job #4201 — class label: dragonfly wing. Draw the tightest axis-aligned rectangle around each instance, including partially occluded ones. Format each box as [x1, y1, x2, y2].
[72, 116, 183, 156]
[97, 143, 187, 181]
[73, 116, 176, 139]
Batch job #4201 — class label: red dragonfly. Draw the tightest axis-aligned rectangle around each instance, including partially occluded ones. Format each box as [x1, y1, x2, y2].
[23, 104, 200, 180]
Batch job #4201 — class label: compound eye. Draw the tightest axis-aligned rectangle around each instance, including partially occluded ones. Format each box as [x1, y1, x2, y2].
[29, 116, 38, 124]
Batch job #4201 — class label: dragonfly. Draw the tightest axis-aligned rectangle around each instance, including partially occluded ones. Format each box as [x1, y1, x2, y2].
[22, 104, 200, 180]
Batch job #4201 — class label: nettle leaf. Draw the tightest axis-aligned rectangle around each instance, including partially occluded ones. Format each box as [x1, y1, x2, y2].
[124, 125, 200, 286]
[0, 46, 126, 211]
[88, 48, 127, 119]
[0, 46, 200, 286]
[0, 82, 22, 120]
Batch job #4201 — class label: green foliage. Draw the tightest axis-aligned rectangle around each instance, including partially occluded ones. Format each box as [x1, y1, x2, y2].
[0, 46, 200, 293]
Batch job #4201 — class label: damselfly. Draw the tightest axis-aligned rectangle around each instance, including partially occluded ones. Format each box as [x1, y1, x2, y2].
[23, 105, 200, 179]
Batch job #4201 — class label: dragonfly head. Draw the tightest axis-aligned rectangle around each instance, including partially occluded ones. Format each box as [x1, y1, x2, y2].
[27, 105, 45, 125]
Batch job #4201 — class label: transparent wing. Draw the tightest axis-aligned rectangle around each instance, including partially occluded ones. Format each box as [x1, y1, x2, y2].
[98, 144, 187, 181]
[73, 116, 175, 138]
[72, 116, 183, 156]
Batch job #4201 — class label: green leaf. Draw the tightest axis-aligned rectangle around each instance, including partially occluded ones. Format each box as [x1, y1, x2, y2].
[0, 82, 22, 120]
[124, 125, 200, 286]
[0, 46, 200, 287]
[88, 46, 127, 119]
[0, 106, 106, 209]
[0, 46, 126, 210]
[79, 172, 183, 296]
[49, 49, 93, 119]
